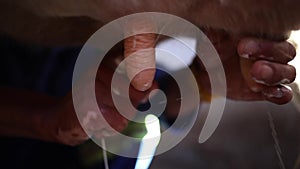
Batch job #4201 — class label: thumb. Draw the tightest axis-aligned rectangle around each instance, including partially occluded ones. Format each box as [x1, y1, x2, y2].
[124, 20, 157, 91]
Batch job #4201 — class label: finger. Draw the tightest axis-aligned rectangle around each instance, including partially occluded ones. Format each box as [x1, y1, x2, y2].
[238, 38, 296, 63]
[124, 34, 156, 91]
[124, 21, 157, 91]
[240, 57, 265, 92]
[262, 85, 293, 105]
[128, 81, 159, 106]
[111, 76, 159, 107]
[107, 65, 159, 106]
[251, 60, 296, 86]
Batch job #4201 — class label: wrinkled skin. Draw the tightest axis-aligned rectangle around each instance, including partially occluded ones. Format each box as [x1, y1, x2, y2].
[0, 1, 298, 145]
[1, 0, 299, 92]
[49, 34, 295, 145]
[160, 29, 297, 119]
[192, 29, 296, 105]
[39, 43, 158, 146]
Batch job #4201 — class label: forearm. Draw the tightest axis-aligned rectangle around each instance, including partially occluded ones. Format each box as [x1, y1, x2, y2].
[0, 87, 60, 142]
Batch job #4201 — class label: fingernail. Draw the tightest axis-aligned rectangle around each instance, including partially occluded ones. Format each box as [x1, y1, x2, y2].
[283, 84, 292, 91]
[243, 40, 259, 55]
[240, 54, 249, 59]
[139, 82, 151, 91]
[252, 77, 268, 85]
[144, 82, 151, 88]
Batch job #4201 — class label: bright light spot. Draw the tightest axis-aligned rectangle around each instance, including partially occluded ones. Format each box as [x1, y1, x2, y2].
[156, 36, 197, 71]
[134, 114, 161, 169]
[144, 114, 161, 137]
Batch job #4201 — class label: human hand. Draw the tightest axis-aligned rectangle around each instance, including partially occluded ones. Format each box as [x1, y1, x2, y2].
[238, 38, 296, 104]
[39, 45, 157, 146]
[192, 29, 296, 104]
[12, 0, 300, 93]
[4, 0, 300, 93]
